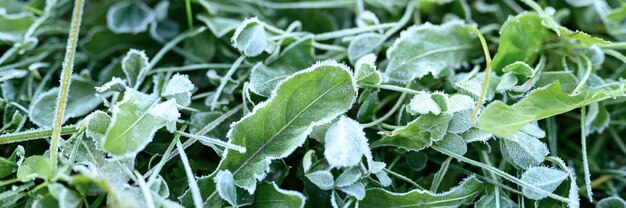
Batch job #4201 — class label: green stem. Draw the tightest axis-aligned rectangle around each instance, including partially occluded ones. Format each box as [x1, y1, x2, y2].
[210, 56, 245, 110]
[359, 83, 420, 94]
[468, 26, 492, 122]
[49, 0, 85, 174]
[580, 107, 593, 202]
[185, 0, 194, 30]
[177, 139, 203, 208]
[573, 55, 592, 94]
[432, 145, 570, 203]
[383, 168, 424, 189]
[362, 92, 407, 128]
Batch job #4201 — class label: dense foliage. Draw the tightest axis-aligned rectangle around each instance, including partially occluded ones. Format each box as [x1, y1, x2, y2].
[1, 0, 626, 207]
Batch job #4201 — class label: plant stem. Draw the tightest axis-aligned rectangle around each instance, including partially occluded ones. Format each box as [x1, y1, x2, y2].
[177, 139, 204, 208]
[468, 26, 492, 122]
[359, 83, 420, 94]
[580, 107, 593, 202]
[432, 145, 570, 203]
[49, 0, 85, 174]
[185, 0, 194, 30]
[362, 92, 407, 128]
[383, 168, 424, 189]
[210, 56, 245, 110]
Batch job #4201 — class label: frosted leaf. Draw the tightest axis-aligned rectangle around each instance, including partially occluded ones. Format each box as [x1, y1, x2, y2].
[163, 74, 194, 106]
[501, 130, 549, 169]
[335, 167, 362, 188]
[231, 17, 273, 57]
[597, 196, 626, 208]
[407, 92, 443, 115]
[497, 72, 518, 93]
[96, 77, 127, 93]
[447, 94, 475, 113]
[107, 1, 154, 34]
[148, 99, 180, 132]
[354, 54, 382, 85]
[324, 116, 369, 168]
[461, 128, 493, 143]
[302, 150, 315, 173]
[121, 49, 149, 87]
[521, 167, 568, 200]
[215, 170, 238, 207]
[436, 134, 467, 155]
[306, 170, 334, 190]
[338, 182, 365, 200]
[448, 109, 473, 134]
[374, 171, 392, 187]
[348, 33, 383, 64]
[356, 11, 380, 28]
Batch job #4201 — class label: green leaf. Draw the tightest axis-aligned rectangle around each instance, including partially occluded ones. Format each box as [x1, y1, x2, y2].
[306, 170, 334, 190]
[0, 145, 24, 178]
[232, 17, 273, 57]
[435, 133, 467, 156]
[324, 116, 369, 168]
[475, 186, 517, 208]
[84, 110, 111, 146]
[598, 196, 626, 208]
[585, 102, 610, 135]
[360, 175, 484, 207]
[338, 182, 365, 200]
[48, 183, 81, 208]
[17, 155, 52, 181]
[500, 124, 549, 169]
[102, 89, 180, 157]
[354, 54, 382, 85]
[348, 33, 383, 64]
[213, 60, 356, 193]
[372, 113, 453, 152]
[491, 13, 549, 73]
[478, 81, 626, 137]
[502, 61, 533, 77]
[335, 167, 361, 188]
[250, 38, 316, 96]
[215, 170, 238, 207]
[29, 76, 104, 128]
[520, 167, 568, 200]
[106, 1, 154, 34]
[406, 91, 447, 116]
[0, 10, 34, 43]
[385, 20, 477, 82]
[121, 49, 148, 87]
[197, 15, 240, 38]
[162, 74, 194, 106]
[251, 182, 306, 208]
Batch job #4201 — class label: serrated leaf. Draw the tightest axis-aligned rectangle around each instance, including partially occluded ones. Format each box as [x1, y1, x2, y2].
[354, 54, 382, 85]
[17, 155, 51, 181]
[492, 13, 548, 73]
[250, 38, 316, 96]
[102, 89, 180, 157]
[232, 17, 272, 57]
[372, 113, 452, 152]
[478, 81, 626, 137]
[121, 49, 148, 87]
[251, 182, 306, 208]
[520, 167, 568, 200]
[106, 1, 153, 34]
[324, 116, 369, 168]
[385, 20, 477, 82]
[199, 61, 356, 195]
[306, 170, 334, 190]
[360, 175, 484, 207]
[29, 77, 104, 128]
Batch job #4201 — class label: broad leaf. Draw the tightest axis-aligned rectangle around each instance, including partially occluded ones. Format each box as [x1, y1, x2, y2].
[475, 186, 517, 208]
[372, 113, 452, 152]
[360, 175, 484, 207]
[121, 49, 148, 87]
[385, 20, 477, 82]
[478, 81, 626, 137]
[106, 1, 154, 34]
[306, 170, 334, 191]
[597, 196, 626, 208]
[215, 170, 238, 207]
[29, 76, 104, 128]
[324, 116, 369, 168]
[232, 17, 273, 57]
[207, 61, 356, 194]
[102, 89, 180, 157]
[251, 182, 306, 208]
[250, 38, 316, 96]
[348, 33, 383, 64]
[520, 167, 568, 200]
[500, 125, 549, 169]
[162, 74, 195, 106]
[354, 54, 382, 85]
[492, 13, 548, 73]
[17, 155, 52, 181]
